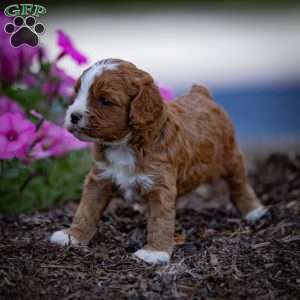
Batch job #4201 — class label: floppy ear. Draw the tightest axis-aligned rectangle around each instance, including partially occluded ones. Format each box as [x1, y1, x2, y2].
[129, 78, 165, 130]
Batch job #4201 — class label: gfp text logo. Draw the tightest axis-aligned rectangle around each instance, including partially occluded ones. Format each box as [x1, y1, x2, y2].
[3, 4, 47, 48]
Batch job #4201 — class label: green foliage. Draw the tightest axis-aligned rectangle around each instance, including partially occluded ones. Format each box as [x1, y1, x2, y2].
[4, 78, 68, 122]
[0, 27, 90, 215]
[0, 150, 91, 214]
[4, 85, 43, 111]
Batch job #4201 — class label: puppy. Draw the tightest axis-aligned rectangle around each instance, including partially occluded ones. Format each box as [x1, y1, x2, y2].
[50, 58, 268, 264]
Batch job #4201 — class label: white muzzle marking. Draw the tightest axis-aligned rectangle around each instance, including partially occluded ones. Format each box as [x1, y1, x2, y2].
[64, 59, 119, 130]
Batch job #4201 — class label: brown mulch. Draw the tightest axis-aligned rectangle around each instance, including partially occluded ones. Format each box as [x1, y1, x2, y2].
[1, 153, 300, 300]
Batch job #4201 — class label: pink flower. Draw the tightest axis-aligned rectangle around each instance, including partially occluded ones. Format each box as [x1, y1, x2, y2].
[0, 97, 24, 116]
[22, 74, 38, 87]
[0, 13, 40, 85]
[24, 65, 75, 99]
[42, 65, 75, 98]
[157, 82, 175, 102]
[0, 113, 35, 160]
[17, 46, 40, 74]
[31, 120, 87, 159]
[56, 30, 88, 65]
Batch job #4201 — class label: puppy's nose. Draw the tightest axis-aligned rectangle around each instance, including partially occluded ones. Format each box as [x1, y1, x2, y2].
[70, 112, 82, 124]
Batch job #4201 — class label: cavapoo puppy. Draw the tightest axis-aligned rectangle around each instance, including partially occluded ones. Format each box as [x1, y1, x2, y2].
[50, 58, 268, 264]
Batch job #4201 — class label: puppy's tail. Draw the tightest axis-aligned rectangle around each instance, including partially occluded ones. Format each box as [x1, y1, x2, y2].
[191, 84, 212, 99]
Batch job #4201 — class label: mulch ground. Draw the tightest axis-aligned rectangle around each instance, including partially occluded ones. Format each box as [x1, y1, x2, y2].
[1, 153, 300, 300]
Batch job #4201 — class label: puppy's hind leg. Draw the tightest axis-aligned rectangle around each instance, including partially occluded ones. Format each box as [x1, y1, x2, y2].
[224, 151, 268, 224]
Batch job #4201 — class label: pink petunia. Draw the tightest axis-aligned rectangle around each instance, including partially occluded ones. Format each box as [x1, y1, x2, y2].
[157, 82, 175, 102]
[0, 12, 40, 85]
[22, 74, 38, 88]
[0, 113, 35, 160]
[0, 97, 24, 116]
[31, 120, 88, 159]
[56, 30, 88, 65]
[41, 65, 76, 98]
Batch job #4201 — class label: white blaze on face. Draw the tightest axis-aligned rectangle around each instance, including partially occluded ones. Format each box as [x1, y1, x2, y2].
[64, 59, 119, 129]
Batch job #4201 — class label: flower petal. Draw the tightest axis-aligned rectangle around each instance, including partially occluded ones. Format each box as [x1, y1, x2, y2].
[0, 113, 12, 133]
[56, 30, 88, 65]
[157, 82, 175, 102]
[13, 115, 35, 133]
[0, 96, 24, 116]
[6, 140, 23, 152]
[18, 129, 35, 145]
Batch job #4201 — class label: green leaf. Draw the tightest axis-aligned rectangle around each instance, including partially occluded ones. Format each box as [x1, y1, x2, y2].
[1, 166, 21, 179]
[41, 62, 51, 75]
[0, 150, 91, 215]
[4, 86, 44, 111]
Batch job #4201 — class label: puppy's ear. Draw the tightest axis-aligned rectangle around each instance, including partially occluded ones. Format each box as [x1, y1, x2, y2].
[129, 74, 165, 129]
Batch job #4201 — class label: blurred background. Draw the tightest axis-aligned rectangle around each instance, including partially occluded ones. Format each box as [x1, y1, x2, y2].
[37, 0, 300, 154]
[1, 0, 300, 213]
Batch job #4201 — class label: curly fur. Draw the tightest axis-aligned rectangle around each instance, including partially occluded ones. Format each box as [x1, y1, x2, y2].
[50, 59, 267, 263]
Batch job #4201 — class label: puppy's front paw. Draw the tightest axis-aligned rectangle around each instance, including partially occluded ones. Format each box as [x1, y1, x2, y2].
[50, 230, 80, 246]
[244, 206, 270, 224]
[134, 248, 170, 264]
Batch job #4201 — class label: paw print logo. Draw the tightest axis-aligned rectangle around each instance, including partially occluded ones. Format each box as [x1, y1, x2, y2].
[4, 16, 45, 48]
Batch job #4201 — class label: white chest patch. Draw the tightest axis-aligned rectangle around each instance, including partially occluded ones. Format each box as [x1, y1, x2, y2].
[95, 145, 153, 200]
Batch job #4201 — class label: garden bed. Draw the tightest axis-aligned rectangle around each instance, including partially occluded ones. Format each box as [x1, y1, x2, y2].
[1, 153, 300, 300]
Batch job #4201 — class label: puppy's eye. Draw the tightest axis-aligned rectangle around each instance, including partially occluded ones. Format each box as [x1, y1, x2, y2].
[99, 97, 112, 106]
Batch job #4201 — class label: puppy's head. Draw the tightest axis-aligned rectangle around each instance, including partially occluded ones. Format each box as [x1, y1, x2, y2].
[65, 58, 165, 144]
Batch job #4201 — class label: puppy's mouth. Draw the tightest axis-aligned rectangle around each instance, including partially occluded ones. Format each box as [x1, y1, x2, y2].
[66, 125, 97, 143]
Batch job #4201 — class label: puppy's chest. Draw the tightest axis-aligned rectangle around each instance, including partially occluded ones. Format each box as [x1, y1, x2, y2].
[94, 145, 153, 200]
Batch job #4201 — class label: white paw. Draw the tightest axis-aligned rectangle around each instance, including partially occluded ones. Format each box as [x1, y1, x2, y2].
[50, 230, 80, 246]
[245, 206, 268, 223]
[134, 248, 170, 264]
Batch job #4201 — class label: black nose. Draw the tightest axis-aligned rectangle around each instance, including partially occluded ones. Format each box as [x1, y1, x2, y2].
[70, 112, 82, 124]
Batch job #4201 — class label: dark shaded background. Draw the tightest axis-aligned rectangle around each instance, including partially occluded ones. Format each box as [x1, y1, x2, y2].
[2, 0, 300, 151]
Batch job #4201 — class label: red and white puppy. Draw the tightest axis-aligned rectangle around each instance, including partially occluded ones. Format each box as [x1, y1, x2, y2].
[50, 59, 268, 264]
